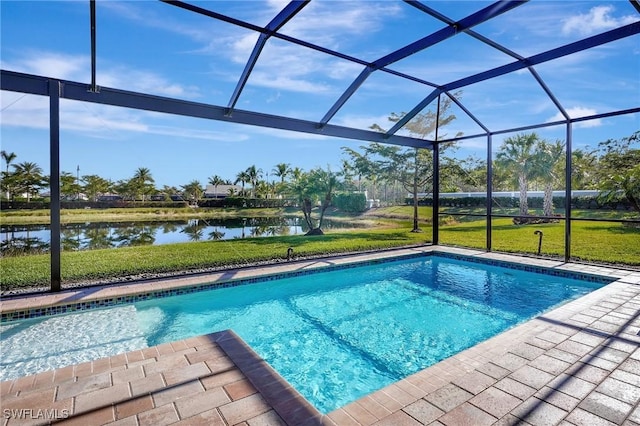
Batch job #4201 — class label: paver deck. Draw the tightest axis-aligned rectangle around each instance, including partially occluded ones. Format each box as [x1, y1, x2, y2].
[1, 246, 639, 425]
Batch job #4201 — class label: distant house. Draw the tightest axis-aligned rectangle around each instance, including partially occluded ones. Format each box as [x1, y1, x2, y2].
[97, 194, 123, 202]
[203, 184, 242, 199]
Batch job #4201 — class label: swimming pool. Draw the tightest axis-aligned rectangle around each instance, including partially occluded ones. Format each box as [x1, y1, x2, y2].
[0, 254, 609, 413]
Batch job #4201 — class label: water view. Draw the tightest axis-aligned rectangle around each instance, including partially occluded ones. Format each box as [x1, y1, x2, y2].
[0, 217, 358, 255]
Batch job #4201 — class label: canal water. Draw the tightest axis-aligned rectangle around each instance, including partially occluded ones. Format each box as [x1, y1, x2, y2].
[1, 217, 357, 255]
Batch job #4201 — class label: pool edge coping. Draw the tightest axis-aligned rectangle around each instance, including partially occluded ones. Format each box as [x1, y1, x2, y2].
[1, 245, 628, 323]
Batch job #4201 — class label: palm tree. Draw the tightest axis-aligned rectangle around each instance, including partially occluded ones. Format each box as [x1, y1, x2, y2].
[272, 163, 291, 198]
[495, 133, 539, 219]
[161, 185, 180, 201]
[12, 161, 44, 202]
[245, 165, 262, 198]
[1, 150, 17, 199]
[533, 140, 565, 218]
[571, 148, 598, 190]
[208, 174, 225, 199]
[1, 150, 17, 174]
[272, 163, 291, 184]
[290, 167, 303, 183]
[234, 170, 250, 197]
[132, 167, 155, 201]
[181, 180, 203, 205]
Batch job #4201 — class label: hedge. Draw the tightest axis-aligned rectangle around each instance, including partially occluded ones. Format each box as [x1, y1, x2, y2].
[1, 200, 189, 210]
[332, 192, 367, 213]
[407, 195, 634, 210]
[197, 197, 296, 208]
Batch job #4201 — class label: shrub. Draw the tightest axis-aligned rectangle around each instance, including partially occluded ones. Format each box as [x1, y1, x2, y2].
[333, 192, 367, 212]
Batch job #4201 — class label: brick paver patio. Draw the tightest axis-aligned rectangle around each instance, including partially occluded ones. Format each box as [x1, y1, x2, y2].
[1, 246, 639, 425]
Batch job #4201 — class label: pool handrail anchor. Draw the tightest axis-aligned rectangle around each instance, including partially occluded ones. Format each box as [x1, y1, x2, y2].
[534, 230, 543, 256]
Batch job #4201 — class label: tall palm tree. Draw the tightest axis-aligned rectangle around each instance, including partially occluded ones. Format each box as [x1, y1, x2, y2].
[272, 163, 291, 183]
[245, 165, 262, 198]
[132, 167, 155, 201]
[290, 167, 303, 183]
[1, 150, 17, 199]
[533, 140, 565, 218]
[12, 161, 44, 202]
[1, 150, 17, 174]
[234, 170, 250, 197]
[208, 174, 225, 198]
[495, 133, 539, 218]
[272, 163, 291, 198]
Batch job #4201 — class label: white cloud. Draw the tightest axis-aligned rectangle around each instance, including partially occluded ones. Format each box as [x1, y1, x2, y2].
[562, 5, 638, 36]
[3, 51, 201, 99]
[0, 87, 245, 142]
[547, 106, 602, 128]
[0, 52, 89, 81]
[249, 72, 332, 94]
[333, 113, 395, 132]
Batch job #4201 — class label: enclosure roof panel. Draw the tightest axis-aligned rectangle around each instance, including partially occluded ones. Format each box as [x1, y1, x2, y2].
[1, 0, 639, 145]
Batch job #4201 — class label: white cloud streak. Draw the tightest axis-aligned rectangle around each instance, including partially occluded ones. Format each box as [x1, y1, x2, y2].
[562, 5, 638, 36]
[547, 106, 602, 128]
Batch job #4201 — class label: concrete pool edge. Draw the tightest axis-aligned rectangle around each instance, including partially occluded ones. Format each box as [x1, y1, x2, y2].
[1, 245, 628, 322]
[0, 247, 433, 322]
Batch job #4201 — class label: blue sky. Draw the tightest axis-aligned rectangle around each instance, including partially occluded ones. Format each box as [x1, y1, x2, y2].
[1, 0, 639, 189]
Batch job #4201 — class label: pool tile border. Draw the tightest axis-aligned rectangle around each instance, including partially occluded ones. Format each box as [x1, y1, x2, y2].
[0, 248, 618, 323]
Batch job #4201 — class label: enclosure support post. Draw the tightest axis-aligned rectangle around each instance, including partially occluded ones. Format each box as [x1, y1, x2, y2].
[90, 0, 97, 92]
[432, 95, 441, 245]
[49, 80, 62, 292]
[486, 133, 493, 251]
[564, 123, 572, 262]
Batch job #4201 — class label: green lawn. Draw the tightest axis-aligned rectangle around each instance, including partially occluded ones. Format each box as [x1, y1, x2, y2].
[0, 227, 429, 289]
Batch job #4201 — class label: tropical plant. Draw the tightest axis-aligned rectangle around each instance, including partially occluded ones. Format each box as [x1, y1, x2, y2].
[286, 167, 339, 235]
[595, 131, 640, 215]
[181, 180, 203, 205]
[12, 161, 45, 202]
[0, 150, 18, 199]
[272, 163, 291, 183]
[208, 174, 225, 198]
[245, 165, 262, 198]
[571, 148, 598, 190]
[234, 170, 250, 197]
[1, 150, 17, 174]
[60, 171, 82, 200]
[341, 147, 372, 193]
[495, 132, 539, 219]
[131, 167, 155, 201]
[533, 139, 565, 218]
[367, 95, 461, 232]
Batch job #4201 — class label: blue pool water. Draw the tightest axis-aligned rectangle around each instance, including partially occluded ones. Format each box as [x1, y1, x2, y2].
[0, 256, 605, 413]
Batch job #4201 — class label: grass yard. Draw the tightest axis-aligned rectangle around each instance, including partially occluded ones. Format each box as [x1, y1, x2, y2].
[0, 227, 429, 290]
